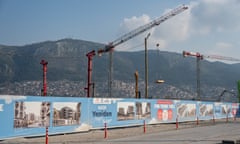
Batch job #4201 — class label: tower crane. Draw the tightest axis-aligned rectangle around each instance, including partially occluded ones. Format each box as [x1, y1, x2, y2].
[97, 5, 188, 55]
[85, 50, 96, 97]
[85, 5, 188, 98]
[183, 50, 240, 101]
[40, 59, 48, 96]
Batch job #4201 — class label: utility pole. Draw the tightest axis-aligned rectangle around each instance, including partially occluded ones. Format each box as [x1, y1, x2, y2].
[109, 51, 113, 98]
[145, 33, 151, 99]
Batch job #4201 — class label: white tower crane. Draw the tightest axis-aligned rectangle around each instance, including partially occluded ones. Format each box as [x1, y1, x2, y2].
[85, 5, 188, 98]
[97, 5, 188, 55]
[100, 5, 188, 98]
[183, 50, 240, 101]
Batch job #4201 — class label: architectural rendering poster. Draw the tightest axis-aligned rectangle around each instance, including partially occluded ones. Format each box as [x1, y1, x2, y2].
[14, 101, 50, 128]
[53, 102, 81, 126]
[221, 104, 230, 115]
[177, 103, 196, 118]
[199, 103, 213, 117]
[117, 102, 135, 121]
[135, 102, 151, 119]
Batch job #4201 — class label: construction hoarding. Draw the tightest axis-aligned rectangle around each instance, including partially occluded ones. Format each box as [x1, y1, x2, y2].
[0, 95, 238, 140]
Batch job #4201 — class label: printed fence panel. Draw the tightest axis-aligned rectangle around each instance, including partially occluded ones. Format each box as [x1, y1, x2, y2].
[0, 95, 239, 140]
[0, 96, 89, 139]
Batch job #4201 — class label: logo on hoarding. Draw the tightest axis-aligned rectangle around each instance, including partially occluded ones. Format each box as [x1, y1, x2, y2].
[0, 104, 3, 111]
[92, 111, 112, 117]
[93, 98, 112, 104]
[98, 105, 107, 110]
[157, 100, 173, 105]
[92, 105, 112, 117]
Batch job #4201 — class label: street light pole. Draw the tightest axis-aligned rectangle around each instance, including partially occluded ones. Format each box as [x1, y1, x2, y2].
[145, 33, 151, 99]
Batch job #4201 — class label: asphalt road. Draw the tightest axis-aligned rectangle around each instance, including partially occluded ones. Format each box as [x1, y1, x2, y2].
[93, 123, 240, 144]
[1, 120, 240, 144]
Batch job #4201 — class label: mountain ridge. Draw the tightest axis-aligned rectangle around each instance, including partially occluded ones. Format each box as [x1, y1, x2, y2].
[0, 38, 239, 102]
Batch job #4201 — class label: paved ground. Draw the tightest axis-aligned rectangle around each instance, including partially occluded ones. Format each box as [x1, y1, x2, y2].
[1, 119, 239, 144]
[94, 123, 240, 144]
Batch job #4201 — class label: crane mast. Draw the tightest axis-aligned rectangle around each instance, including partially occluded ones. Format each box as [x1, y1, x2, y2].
[183, 51, 203, 101]
[98, 5, 188, 55]
[183, 50, 240, 101]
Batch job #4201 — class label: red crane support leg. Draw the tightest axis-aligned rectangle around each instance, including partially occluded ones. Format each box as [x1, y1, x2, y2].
[85, 50, 95, 98]
[40, 60, 48, 96]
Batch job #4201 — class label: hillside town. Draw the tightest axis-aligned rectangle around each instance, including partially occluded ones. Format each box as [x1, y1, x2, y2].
[0, 80, 237, 102]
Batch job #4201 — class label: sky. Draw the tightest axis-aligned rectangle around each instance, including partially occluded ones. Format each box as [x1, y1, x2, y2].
[0, 0, 240, 63]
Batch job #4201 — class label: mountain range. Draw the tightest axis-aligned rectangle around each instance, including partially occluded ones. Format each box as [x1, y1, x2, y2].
[0, 38, 239, 102]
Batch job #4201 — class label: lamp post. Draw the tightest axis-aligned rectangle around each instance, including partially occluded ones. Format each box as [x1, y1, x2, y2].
[145, 33, 151, 99]
[155, 43, 165, 98]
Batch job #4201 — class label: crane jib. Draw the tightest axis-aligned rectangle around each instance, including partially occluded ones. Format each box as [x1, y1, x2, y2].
[97, 4, 188, 54]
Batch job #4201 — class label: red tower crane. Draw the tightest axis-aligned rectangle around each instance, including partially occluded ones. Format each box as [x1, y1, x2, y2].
[85, 50, 96, 97]
[40, 59, 48, 96]
[183, 50, 240, 101]
[85, 5, 188, 98]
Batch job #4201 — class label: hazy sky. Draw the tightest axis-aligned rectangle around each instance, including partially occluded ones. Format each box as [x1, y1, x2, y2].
[1, 0, 240, 62]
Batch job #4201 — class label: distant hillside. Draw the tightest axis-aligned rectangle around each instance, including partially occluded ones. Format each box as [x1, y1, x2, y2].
[0, 38, 240, 101]
[0, 39, 104, 82]
[112, 50, 240, 88]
